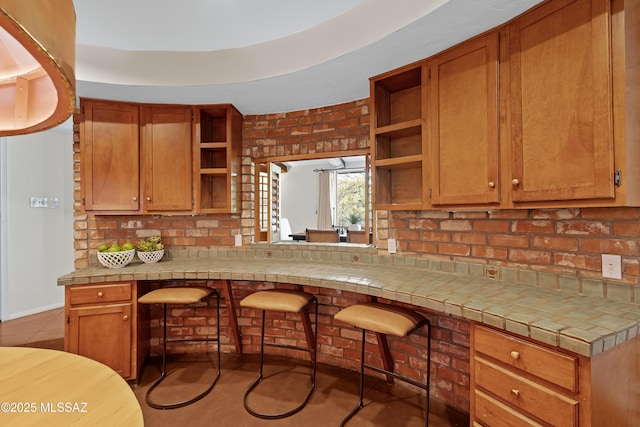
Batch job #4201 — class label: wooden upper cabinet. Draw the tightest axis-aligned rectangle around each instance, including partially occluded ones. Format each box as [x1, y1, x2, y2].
[509, 0, 615, 204]
[81, 99, 140, 212]
[370, 63, 427, 210]
[141, 106, 193, 212]
[193, 105, 242, 213]
[429, 32, 500, 207]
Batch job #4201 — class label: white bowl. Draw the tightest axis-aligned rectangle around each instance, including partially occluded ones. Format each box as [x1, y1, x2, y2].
[137, 249, 164, 264]
[97, 249, 135, 268]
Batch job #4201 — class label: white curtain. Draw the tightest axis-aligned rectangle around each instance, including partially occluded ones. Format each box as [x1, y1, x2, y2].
[317, 171, 335, 229]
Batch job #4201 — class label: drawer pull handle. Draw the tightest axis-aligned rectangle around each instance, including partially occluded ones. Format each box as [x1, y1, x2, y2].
[123, 315, 129, 321]
[511, 389, 520, 397]
[510, 350, 520, 360]
[512, 178, 520, 186]
[97, 292, 103, 297]
[488, 181, 495, 188]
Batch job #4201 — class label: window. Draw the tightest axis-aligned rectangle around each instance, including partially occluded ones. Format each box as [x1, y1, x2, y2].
[336, 170, 366, 230]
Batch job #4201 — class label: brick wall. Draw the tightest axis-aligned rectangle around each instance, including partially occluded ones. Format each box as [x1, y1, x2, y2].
[376, 208, 640, 285]
[73, 98, 640, 415]
[144, 279, 471, 412]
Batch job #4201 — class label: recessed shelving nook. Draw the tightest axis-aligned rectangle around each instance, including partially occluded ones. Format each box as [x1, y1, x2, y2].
[370, 62, 426, 210]
[194, 105, 242, 213]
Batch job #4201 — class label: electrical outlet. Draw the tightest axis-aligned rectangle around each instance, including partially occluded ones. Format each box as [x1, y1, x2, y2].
[388, 238, 397, 254]
[602, 254, 622, 279]
[234, 234, 242, 246]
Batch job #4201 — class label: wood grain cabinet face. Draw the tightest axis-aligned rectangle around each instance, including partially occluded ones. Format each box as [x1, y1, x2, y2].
[141, 105, 193, 212]
[472, 323, 640, 427]
[370, 64, 427, 210]
[82, 99, 195, 214]
[193, 105, 243, 213]
[370, 0, 639, 210]
[508, 0, 615, 204]
[471, 324, 580, 427]
[81, 99, 140, 212]
[65, 283, 133, 378]
[65, 282, 147, 381]
[428, 32, 500, 207]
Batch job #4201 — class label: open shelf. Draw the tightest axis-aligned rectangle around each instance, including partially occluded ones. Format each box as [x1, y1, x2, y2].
[371, 62, 425, 210]
[194, 104, 242, 213]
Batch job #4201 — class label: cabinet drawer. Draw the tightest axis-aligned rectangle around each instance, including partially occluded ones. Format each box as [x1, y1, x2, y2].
[69, 283, 131, 305]
[475, 357, 578, 427]
[475, 389, 544, 427]
[474, 325, 577, 392]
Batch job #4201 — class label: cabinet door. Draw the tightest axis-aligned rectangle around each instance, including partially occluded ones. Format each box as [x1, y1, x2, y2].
[429, 32, 500, 206]
[509, 0, 614, 203]
[82, 100, 140, 211]
[141, 106, 193, 212]
[67, 304, 132, 378]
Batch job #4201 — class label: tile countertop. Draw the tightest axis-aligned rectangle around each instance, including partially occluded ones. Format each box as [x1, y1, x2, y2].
[58, 244, 640, 358]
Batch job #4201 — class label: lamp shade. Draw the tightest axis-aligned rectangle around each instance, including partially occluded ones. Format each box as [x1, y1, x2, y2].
[0, 0, 75, 136]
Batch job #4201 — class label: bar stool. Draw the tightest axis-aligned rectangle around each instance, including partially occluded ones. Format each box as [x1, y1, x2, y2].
[334, 302, 431, 426]
[240, 289, 318, 419]
[138, 286, 220, 409]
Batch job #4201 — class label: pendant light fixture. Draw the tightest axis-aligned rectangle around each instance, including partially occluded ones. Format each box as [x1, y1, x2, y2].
[0, 0, 75, 136]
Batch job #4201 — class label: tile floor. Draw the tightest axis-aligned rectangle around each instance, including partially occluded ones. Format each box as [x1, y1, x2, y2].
[1, 307, 470, 426]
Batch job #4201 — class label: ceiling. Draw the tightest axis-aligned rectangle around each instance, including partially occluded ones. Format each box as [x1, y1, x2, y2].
[72, 0, 543, 117]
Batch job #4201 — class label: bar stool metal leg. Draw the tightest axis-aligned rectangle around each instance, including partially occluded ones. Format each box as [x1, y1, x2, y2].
[242, 293, 318, 420]
[335, 303, 431, 427]
[144, 289, 221, 410]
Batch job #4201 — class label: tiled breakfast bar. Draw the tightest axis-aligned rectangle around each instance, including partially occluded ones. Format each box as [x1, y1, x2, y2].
[58, 244, 640, 426]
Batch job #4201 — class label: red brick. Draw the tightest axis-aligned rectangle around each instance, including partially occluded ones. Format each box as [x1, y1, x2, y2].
[439, 243, 470, 256]
[532, 236, 579, 251]
[581, 238, 639, 256]
[512, 220, 555, 234]
[420, 231, 451, 243]
[557, 220, 610, 235]
[489, 234, 530, 248]
[613, 221, 640, 237]
[554, 253, 601, 271]
[509, 249, 551, 264]
[452, 232, 487, 245]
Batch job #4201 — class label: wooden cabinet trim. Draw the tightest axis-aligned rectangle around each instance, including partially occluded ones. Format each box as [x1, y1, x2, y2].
[474, 324, 578, 392]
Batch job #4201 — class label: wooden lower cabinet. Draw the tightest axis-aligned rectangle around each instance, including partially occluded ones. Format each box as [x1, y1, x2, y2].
[64, 281, 149, 381]
[471, 323, 640, 426]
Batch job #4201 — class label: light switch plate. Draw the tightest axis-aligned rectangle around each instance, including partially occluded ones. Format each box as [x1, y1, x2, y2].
[388, 238, 397, 254]
[602, 254, 622, 279]
[29, 197, 48, 208]
[234, 234, 242, 246]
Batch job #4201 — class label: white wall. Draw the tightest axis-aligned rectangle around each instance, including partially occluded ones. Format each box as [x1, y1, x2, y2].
[280, 163, 319, 234]
[280, 156, 367, 236]
[2, 127, 74, 319]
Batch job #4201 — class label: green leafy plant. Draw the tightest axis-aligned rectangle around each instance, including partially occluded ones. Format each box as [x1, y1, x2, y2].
[136, 235, 164, 252]
[348, 213, 362, 224]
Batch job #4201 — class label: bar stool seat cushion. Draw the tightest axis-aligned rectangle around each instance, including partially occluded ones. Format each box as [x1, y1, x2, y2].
[240, 289, 314, 313]
[138, 287, 214, 305]
[335, 303, 426, 337]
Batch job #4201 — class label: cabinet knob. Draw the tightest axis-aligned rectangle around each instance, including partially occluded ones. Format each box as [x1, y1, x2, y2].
[510, 389, 520, 398]
[123, 315, 129, 321]
[510, 350, 520, 360]
[97, 292, 103, 297]
[132, 196, 137, 202]
[146, 197, 151, 202]
[511, 178, 520, 186]
[488, 181, 495, 188]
